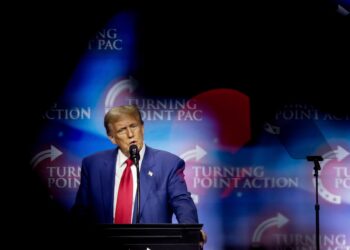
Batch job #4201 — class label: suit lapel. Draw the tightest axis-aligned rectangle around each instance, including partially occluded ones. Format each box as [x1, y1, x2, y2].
[100, 149, 118, 222]
[139, 146, 156, 216]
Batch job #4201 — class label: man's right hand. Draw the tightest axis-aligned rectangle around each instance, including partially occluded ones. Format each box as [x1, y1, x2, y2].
[200, 229, 207, 249]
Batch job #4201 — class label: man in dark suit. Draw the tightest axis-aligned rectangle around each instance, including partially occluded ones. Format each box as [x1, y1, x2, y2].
[72, 104, 199, 224]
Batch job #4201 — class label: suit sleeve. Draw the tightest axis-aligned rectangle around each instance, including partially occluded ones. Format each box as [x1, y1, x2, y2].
[70, 158, 91, 224]
[167, 158, 199, 224]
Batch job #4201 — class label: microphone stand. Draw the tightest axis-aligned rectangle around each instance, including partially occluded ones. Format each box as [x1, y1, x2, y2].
[130, 145, 141, 224]
[307, 155, 323, 250]
[134, 159, 141, 224]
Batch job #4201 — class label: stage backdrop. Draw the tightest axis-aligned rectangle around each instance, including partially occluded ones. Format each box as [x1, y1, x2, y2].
[30, 10, 350, 250]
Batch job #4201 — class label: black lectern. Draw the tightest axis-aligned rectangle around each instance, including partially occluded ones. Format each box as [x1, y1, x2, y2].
[91, 224, 203, 250]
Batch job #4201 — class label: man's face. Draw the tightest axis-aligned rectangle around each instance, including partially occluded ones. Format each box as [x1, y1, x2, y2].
[108, 114, 144, 156]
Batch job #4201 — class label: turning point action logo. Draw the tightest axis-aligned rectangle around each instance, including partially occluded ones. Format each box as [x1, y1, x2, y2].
[31, 145, 81, 190]
[315, 145, 350, 204]
[251, 213, 350, 249]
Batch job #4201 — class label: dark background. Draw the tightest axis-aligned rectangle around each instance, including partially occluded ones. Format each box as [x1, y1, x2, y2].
[15, 2, 349, 121]
[5, 1, 349, 247]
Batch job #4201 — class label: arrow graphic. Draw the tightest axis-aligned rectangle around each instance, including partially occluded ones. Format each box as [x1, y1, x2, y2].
[105, 77, 138, 111]
[252, 213, 289, 243]
[30, 145, 63, 169]
[180, 145, 206, 205]
[323, 145, 349, 160]
[314, 145, 349, 204]
[180, 145, 207, 162]
[264, 122, 280, 135]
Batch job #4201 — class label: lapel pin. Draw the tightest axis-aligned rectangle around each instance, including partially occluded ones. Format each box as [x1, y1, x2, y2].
[148, 171, 153, 176]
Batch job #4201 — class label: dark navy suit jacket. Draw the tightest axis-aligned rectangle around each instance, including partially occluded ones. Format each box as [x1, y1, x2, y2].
[72, 145, 198, 224]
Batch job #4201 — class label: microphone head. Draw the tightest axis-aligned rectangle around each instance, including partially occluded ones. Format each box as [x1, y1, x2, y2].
[129, 144, 140, 161]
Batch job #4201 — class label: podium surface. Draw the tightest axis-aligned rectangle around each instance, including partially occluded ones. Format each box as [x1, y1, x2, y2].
[93, 223, 203, 250]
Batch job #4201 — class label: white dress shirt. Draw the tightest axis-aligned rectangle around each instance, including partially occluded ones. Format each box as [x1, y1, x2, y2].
[113, 144, 145, 222]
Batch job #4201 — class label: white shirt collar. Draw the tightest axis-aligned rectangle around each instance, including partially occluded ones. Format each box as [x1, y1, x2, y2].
[117, 143, 146, 167]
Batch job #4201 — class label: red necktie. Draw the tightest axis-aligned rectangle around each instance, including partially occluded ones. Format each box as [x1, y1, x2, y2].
[114, 158, 134, 224]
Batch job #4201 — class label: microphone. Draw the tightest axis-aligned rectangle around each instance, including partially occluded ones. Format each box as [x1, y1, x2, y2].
[129, 144, 141, 223]
[129, 144, 140, 166]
